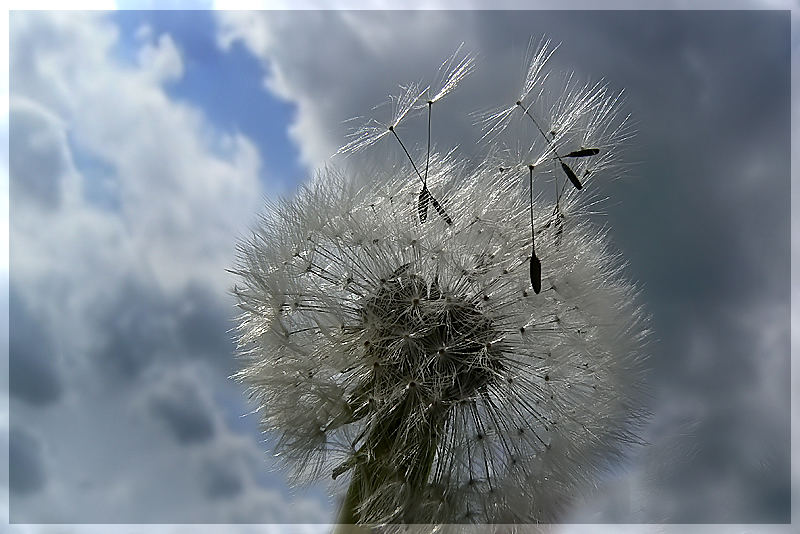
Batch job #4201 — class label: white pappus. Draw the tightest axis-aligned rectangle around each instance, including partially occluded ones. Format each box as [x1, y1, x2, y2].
[231, 39, 649, 528]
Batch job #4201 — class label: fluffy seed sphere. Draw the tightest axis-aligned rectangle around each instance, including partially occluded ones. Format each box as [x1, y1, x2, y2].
[232, 42, 648, 526]
[233, 163, 648, 524]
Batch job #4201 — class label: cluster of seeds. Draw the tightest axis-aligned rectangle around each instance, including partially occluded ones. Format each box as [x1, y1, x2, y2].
[232, 39, 648, 526]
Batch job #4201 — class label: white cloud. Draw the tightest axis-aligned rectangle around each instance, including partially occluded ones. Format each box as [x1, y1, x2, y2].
[8, 11, 332, 524]
[11, 11, 261, 300]
[137, 32, 185, 84]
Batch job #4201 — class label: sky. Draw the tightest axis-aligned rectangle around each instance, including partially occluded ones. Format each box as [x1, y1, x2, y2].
[3, 3, 797, 534]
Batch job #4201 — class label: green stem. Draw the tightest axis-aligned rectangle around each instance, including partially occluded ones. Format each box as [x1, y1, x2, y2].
[333, 396, 442, 530]
[335, 466, 364, 528]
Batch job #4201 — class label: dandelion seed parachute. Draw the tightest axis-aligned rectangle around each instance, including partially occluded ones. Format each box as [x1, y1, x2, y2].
[338, 83, 427, 155]
[476, 37, 557, 144]
[232, 40, 648, 528]
[425, 42, 476, 105]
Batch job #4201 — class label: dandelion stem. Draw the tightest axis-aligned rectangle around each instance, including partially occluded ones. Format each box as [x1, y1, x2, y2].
[335, 476, 370, 533]
[424, 101, 432, 187]
[336, 394, 442, 527]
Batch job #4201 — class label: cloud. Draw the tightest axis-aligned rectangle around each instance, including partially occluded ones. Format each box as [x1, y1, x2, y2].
[567, 299, 790, 523]
[177, 283, 237, 364]
[11, 11, 262, 297]
[8, 287, 62, 407]
[8, 426, 47, 495]
[148, 374, 216, 446]
[203, 456, 244, 499]
[8, 98, 71, 209]
[8, 11, 332, 523]
[136, 30, 184, 83]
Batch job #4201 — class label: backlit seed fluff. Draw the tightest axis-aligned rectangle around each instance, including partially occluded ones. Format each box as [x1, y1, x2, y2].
[232, 42, 649, 526]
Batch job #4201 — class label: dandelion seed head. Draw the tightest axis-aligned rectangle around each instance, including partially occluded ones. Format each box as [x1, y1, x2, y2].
[232, 41, 648, 527]
[233, 164, 648, 524]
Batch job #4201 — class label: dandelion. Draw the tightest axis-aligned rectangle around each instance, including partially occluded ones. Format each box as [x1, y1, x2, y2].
[231, 40, 648, 528]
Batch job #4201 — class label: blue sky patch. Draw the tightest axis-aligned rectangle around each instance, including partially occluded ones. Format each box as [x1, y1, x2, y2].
[110, 10, 306, 194]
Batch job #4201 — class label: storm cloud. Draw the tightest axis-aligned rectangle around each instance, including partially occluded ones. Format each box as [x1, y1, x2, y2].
[9, 426, 47, 496]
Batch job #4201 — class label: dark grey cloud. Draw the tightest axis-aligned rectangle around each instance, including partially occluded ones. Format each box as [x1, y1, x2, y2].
[148, 377, 215, 446]
[92, 282, 236, 385]
[584, 11, 791, 309]
[93, 282, 176, 383]
[637, 308, 790, 523]
[9, 287, 63, 407]
[9, 99, 68, 209]
[9, 426, 47, 495]
[590, 14, 791, 518]
[523, 12, 791, 523]
[203, 458, 244, 500]
[178, 284, 237, 368]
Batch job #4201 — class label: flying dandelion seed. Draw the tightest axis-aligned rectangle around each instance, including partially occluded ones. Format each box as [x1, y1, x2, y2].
[232, 40, 648, 528]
